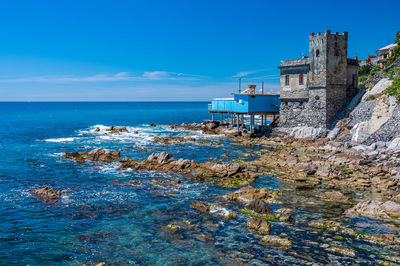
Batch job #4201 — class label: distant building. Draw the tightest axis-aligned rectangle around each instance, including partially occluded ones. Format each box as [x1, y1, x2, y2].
[278, 30, 359, 129]
[376, 43, 398, 66]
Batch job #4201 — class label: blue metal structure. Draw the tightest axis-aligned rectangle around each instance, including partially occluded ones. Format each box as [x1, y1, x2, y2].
[210, 94, 280, 114]
[208, 93, 280, 134]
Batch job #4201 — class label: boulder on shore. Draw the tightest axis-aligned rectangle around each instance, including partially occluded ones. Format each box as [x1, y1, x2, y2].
[247, 199, 274, 217]
[226, 185, 270, 204]
[63, 148, 121, 163]
[345, 199, 400, 222]
[119, 152, 257, 188]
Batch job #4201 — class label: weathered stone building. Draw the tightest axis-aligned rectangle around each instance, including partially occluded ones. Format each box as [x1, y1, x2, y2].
[279, 30, 359, 129]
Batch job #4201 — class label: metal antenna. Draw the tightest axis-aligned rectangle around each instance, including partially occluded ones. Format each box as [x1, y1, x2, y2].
[262, 81, 264, 94]
[239, 77, 241, 94]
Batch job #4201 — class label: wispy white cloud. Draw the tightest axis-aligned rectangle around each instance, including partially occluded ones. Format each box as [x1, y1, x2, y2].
[142, 71, 204, 80]
[233, 70, 257, 78]
[233, 68, 278, 78]
[0, 71, 205, 83]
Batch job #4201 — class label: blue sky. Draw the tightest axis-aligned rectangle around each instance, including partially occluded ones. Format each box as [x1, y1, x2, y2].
[0, 0, 399, 101]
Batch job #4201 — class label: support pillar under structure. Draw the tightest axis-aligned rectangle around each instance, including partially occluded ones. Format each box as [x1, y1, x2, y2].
[250, 115, 254, 134]
[221, 113, 223, 122]
[231, 114, 234, 127]
[212, 113, 215, 121]
[261, 115, 264, 129]
[236, 114, 240, 133]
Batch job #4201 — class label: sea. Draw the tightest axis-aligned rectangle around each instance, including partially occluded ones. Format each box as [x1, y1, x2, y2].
[0, 102, 397, 265]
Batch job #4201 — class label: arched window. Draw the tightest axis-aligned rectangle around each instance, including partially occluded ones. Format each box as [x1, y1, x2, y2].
[299, 74, 304, 85]
[316, 49, 320, 57]
[285, 75, 289, 86]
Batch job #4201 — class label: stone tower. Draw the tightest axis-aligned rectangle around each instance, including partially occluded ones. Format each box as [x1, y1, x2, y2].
[279, 30, 358, 129]
[308, 30, 348, 127]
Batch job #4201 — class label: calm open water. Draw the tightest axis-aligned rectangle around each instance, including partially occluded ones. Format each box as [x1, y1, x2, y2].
[0, 102, 398, 265]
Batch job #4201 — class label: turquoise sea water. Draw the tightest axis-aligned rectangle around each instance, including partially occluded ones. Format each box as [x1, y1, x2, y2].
[0, 102, 398, 265]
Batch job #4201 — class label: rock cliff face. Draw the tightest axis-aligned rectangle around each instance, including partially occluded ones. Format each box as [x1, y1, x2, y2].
[278, 65, 400, 149]
[335, 77, 400, 145]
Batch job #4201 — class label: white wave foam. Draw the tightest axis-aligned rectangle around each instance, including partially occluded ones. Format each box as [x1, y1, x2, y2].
[43, 137, 75, 143]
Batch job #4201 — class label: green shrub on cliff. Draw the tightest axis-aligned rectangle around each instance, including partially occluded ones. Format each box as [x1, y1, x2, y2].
[359, 65, 371, 76]
[384, 75, 400, 101]
[358, 76, 367, 86]
[368, 66, 382, 78]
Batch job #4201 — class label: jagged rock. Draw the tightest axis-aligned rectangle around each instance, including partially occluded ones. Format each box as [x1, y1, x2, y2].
[276, 208, 294, 223]
[226, 185, 269, 204]
[63, 148, 121, 163]
[106, 126, 129, 133]
[153, 136, 196, 144]
[146, 152, 175, 164]
[363, 233, 400, 247]
[211, 162, 242, 177]
[246, 217, 271, 235]
[280, 126, 326, 139]
[172, 158, 192, 169]
[247, 199, 274, 217]
[31, 187, 62, 203]
[388, 137, 400, 152]
[190, 201, 210, 212]
[346, 200, 400, 221]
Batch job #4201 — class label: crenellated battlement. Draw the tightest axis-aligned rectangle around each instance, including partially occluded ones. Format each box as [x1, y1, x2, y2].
[309, 30, 347, 37]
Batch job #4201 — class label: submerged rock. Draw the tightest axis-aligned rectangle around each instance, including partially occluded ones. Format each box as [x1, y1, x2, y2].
[166, 224, 181, 232]
[325, 246, 356, 257]
[320, 191, 350, 202]
[309, 220, 342, 232]
[31, 187, 62, 203]
[261, 235, 291, 248]
[128, 180, 142, 185]
[246, 217, 271, 235]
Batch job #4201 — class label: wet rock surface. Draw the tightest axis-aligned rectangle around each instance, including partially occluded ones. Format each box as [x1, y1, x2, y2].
[119, 152, 258, 188]
[246, 217, 271, 235]
[31, 187, 62, 203]
[63, 148, 121, 163]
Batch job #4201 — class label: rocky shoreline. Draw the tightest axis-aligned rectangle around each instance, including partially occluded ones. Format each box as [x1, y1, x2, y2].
[43, 123, 400, 263]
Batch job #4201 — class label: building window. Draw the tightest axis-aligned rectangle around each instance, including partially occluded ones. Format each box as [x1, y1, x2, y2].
[299, 74, 304, 85]
[285, 75, 289, 86]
